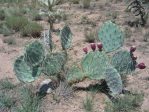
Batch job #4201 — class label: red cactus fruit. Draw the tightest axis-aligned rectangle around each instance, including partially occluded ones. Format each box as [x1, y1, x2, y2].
[83, 47, 88, 54]
[137, 63, 146, 69]
[97, 43, 103, 51]
[130, 46, 136, 53]
[90, 43, 96, 51]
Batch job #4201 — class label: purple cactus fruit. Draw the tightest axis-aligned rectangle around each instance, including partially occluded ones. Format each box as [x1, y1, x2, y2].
[83, 47, 88, 54]
[137, 63, 146, 69]
[130, 46, 136, 53]
[90, 43, 96, 51]
[97, 43, 103, 51]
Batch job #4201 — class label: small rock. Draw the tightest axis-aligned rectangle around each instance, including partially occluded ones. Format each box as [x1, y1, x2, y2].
[37, 79, 57, 95]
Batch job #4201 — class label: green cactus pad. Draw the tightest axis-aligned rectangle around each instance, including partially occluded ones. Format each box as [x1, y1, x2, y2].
[24, 41, 45, 67]
[105, 67, 123, 95]
[111, 50, 136, 75]
[66, 65, 85, 83]
[98, 21, 124, 52]
[81, 51, 110, 80]
[42, 52, 66, 76]
[60, 25, 72, 50]
[14, 56, 41, 83]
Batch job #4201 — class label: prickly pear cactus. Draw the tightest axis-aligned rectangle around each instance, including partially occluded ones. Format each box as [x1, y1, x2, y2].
[105, 67, 123, 96]
[111, 50, 136, 75]
[81, 51, 110, 80]
[66, 65, 85, 84]
[14, 56, 41, 83]
[24, 41, 45, 67]
[60, 25, 72, 50]
[98, 21, 124, 52]
[42, 52, 66, 76]
[41, 30, 53, 52]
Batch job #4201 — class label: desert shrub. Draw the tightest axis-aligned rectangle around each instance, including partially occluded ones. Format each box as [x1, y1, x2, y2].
[82, 0, 91, 8]
[0, 9, 5, 20]
[5, 16, 29, 31]
[33, 13, 43, 21]
[104, 93, 144, 112]
[3, 38, 16, 45]
[21, 22, 43, 38]
[71, 0, 80, 4]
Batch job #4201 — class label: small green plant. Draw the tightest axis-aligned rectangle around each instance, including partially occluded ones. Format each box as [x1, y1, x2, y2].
[3, 38, 16, 45]
[0, 78, 16, 90]
[143, 31, 149, 42]
[0, 93, 15, 109]
[84, 28, 97, 43]
[6, 16, 29, 31]
[15, 87, 42, 112]
[83, 95, 94, 112]
[104, 93, 144, 112]
[21, 22, 43, 38]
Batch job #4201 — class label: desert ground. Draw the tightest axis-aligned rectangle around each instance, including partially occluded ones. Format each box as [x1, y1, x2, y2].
[0, 0, 149, 112]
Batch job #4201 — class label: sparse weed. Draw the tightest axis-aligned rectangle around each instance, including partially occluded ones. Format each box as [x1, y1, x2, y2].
[0, 23, 13, 36]
[104, 93, 144, 112]
[14, 86, 42, 112]
[0, 93, 16, 109]
[0, 78, 16, 90]
[83, 95, 94, 112]
[3, 38, 16, 45]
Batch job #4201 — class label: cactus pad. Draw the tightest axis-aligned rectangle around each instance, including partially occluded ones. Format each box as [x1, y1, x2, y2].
[66, 66, 85, 84]
[24, 41, 45, 67]
[105, 67, 123, 95]
[42, 52, 66, 76]
[14, 56, 41, 83]
[60, 25, 72, 50]
[111, 50, 136, 75]
[98, 21, 124, 52]
[81, 51, 110, 80]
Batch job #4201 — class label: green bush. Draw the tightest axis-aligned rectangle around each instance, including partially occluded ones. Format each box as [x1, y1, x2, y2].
[6, 16, 29, 31]
[21, 22, 43, 38]
[0, 9, 5, 20]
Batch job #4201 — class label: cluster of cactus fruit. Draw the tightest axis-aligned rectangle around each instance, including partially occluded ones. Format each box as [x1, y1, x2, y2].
[14, 25, 72, 83]
[67, 21, 146, 96]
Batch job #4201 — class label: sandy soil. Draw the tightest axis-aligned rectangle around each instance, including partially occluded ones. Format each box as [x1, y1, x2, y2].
[0, 0, 149, 112]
